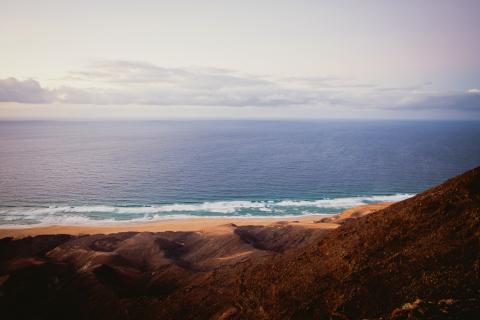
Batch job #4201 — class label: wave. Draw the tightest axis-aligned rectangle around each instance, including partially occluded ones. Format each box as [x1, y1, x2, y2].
[276, 194, 413, 207]
[0, 194, 414, 227]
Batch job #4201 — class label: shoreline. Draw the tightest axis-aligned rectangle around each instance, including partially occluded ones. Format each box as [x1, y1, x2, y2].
[0, 202, 392, 238]
[2, 168, 478, 319]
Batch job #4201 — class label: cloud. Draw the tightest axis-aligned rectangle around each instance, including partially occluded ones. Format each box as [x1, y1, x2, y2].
[0, 78, 53, 103]
[55, 60, 345, 107]
[1, 61, 479, 117]
[68, 61, 269, 89]
[397, 91, 480, 112]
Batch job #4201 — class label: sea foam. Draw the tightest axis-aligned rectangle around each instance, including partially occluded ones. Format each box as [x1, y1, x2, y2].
[0, 194, 414, 227]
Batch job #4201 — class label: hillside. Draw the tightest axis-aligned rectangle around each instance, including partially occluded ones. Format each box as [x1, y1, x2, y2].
[235, 166, 480, 318]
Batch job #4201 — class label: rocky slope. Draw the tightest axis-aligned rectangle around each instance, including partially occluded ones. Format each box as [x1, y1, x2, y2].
[1, 167, 479, 319]
[236, 166, 480, 319]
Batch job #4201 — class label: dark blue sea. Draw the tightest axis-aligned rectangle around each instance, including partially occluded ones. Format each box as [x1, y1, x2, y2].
[1, 120, 479, 226]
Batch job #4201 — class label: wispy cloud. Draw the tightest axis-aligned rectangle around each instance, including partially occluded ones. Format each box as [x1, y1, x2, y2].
[4, 60, 349, 107]
[0, 60, 479, 117]
[396, 91, 480, 112]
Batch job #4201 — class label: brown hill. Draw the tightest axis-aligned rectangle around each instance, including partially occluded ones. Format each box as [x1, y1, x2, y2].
[0, 167, 479, 319]
[234, 166, 480, 319]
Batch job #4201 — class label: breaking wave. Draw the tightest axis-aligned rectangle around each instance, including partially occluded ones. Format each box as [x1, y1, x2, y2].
[0, 194, 414, 227]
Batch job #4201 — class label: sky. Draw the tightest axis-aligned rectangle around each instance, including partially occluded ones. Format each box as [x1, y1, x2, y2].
[1, 0, 479, 120]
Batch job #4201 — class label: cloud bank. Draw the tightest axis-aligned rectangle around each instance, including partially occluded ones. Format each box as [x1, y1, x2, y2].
[0, 78, 54, 103]
[0, 61, 479, 117]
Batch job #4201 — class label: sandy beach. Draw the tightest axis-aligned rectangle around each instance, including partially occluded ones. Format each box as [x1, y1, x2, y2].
[0, 202, 392, 239]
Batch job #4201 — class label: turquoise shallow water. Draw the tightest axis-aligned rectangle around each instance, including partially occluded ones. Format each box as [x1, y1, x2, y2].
[1, 120, 479, 226]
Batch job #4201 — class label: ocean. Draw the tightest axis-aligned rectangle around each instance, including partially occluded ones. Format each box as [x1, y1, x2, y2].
[1, 120, 479, 227]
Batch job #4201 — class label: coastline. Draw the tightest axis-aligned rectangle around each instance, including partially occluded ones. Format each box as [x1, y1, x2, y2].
[1, 160, 478, 319]
[0, 202, 392, 238]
